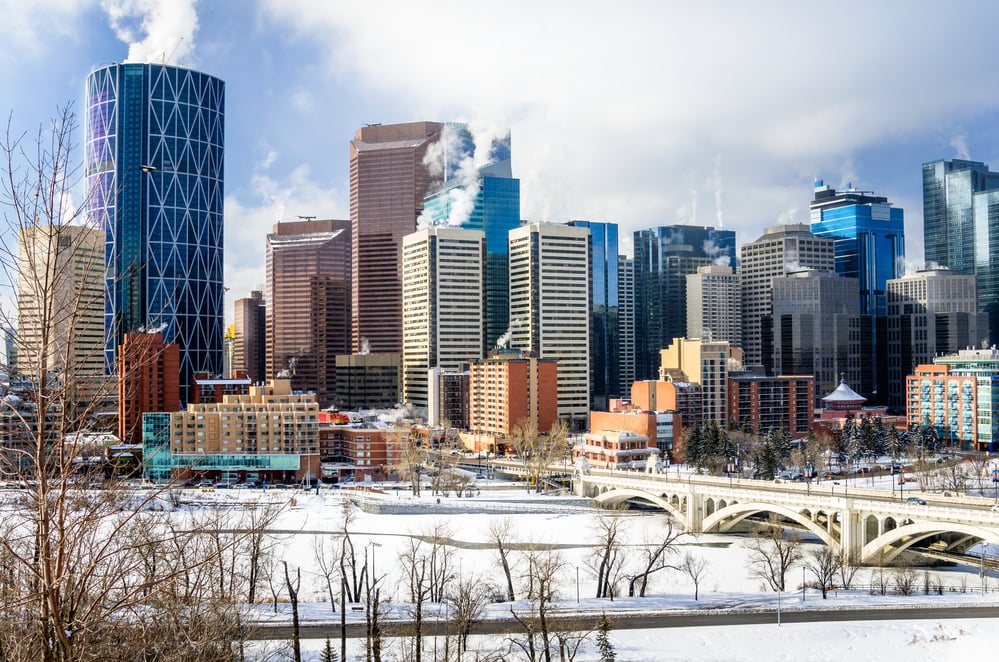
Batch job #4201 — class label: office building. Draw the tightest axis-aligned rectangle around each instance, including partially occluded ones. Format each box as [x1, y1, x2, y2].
[569, 221, 621, 410]
[885, 269, 986, 410]
[659, 337, 740, 426]
[686, 265, 741, 346]
[233, 291, 266, 383]
[86, 63, 225, 405]
[350, 122, 443, 354]
[907, 348, 999, 451]
[767, 270, 871, 397]
[401, 227, 485, 409]
[633, 225, 736, 379]
[422, 124, 520, 348]
[923, 159, 999, 340]
[16, 224, 104, 379]
[509, 223, 591, 428]
[143, 379, 321, 482]
[334, 352, 401, 410]
[266, 219, 351, 406]
[118, 332, 180, 445]
[618, 256, 636, 394]
[427, 368, 471, 430]
[740, 224, 835, 370]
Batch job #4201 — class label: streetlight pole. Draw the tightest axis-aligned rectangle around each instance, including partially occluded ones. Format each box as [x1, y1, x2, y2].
[801, 566, 805, 602]
[576, 566, 580, 604]
[982, 542, 989, 596]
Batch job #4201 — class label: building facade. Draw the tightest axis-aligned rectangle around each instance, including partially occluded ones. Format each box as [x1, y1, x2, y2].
[509, 223, 591, 428]
[350, 122, 443, 354]
[885, 269, 986, 410]
[686, 265, 741, 346]
[118, 332, 180, 445]
[727, 372, 814, 437]
[233, 290, 266, 383]
[659, 338, 740, 426]
[401, 227, 485, 409]
[740, 224, 835, 371]
[617, 256, 636, 394]
[468, 349, 558, 437]
[633, 225, 736, 379]
[86, 63, 225, 405]
[266, 219, 351, 406]
[334, 353, 401, 410]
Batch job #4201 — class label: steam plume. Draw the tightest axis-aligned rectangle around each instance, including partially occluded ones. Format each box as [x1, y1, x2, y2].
[102, 0, 198, 65]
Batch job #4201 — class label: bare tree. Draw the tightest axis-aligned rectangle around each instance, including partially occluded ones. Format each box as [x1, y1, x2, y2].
[804, 547, 838, 598]
[390, 424, 426, 497]
[679, 551, 709, 600]
[510, 545, 565, 662]
[446, 574, 494, 656]
[893, 561, 918, 596]
[512, 419, 570, 493]
[283, 560, 303, 662]
[489, 516, 518, 601]
[314, 532, 344, 612]
[628, 516, 686, 597]
[837, 550, 860, 590]
[744, 515, 803, 591]
[588, 514, 626, 599]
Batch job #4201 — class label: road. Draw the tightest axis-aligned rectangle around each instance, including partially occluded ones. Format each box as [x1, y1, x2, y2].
[246, 604, 999, 640]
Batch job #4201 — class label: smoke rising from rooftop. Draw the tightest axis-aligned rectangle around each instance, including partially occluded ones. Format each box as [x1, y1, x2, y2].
[102, 0, 198, 65]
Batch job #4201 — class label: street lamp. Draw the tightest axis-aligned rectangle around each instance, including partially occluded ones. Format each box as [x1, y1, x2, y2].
[368, 541, 382, 588]
[982, 542, 989, 596]
[576, 566, 580, 604]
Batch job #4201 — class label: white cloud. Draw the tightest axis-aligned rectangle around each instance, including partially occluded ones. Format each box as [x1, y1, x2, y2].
[101, 0, 198, 65]
[257, 1, 999, 258]
[0, 0, 96, 59]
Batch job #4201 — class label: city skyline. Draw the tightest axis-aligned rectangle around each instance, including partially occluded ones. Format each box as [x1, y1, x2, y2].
[5, 1, 999, 314]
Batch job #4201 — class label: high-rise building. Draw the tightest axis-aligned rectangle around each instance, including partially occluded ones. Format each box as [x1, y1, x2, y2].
[686, 265, 741, 346]
[266, 219, 351, 406]
[401, 227, 485, 409]
[233, 290, 266, 383]
[86, 63, 225, 405]
[633, 225, 736, 379]
[422, 124, 520, 349]
[569, 220, 621, 410]
[334, 352, 401, 410]
[16, 224, 104, 379]
[509, 223, 590, 428]
[617, 256, 636, 395]
[885, 269, 986, 409]
[727, 371, 814, 437]
[468, 349, 558, 437]
[923, 159, 999, 339]
[350, 122, 443, 354]
[768, 270, 870, 397]
[740, 224, 835, 370]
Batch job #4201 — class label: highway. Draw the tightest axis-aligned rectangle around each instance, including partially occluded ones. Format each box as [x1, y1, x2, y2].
[246, 604, 999, 640]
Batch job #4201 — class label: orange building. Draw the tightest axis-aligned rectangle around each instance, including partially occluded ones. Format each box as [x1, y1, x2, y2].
[577, 430, 654, 470]
[467, 349, 558, 451]
[118, 332, 180, 444]
[591, 408, 684, 463]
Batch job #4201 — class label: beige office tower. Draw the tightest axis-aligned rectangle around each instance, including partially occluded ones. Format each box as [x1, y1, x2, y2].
[509, 223, 590, 429]
[686, 265, 741, 346]
[17, 224, 104, 378]
[740, 224, 834, 370]
[401, 227, 485, 409]
[659, 337, 742, 426]
[350, 121, 443, 354]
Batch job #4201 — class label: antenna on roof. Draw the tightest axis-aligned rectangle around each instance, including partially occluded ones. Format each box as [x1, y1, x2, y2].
[297, 215, 316, 221]
[164, 37, 184, 65]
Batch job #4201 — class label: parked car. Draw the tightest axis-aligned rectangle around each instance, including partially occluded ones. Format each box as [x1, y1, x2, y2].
[906, 496, 927, 505]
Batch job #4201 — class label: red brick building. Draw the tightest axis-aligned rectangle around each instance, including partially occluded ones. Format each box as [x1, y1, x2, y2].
[118, 332, 179, 444]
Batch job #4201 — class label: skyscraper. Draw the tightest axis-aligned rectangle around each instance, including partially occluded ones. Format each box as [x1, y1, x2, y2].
[633, 225, 736, 379]
[617, 256, 636, 396]
[885, 268, 986, 409]
[266, 219, 351, 407]
[923, 159, 999, 340]
[350, 122, 443, 354]
[421, 123, 520, 348]
[509, 223, 591, 429]
[568, 220, 620, 411]
[401, 227, 485, 409]
[233, 290, 266, 383]
[16, 224, 104, 379]
[86, 63, 225, 405]
[686, 265, 741, 346]
[740, 224, 835, 370]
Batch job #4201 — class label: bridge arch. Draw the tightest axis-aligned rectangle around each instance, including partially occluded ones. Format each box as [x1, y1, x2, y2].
[861, 521, 999, 564]
[701, 501, 840, 551]
[592, 488, 686, 522]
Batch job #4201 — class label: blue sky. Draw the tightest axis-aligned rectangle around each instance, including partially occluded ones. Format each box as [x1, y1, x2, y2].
[4, 0, 999, 316]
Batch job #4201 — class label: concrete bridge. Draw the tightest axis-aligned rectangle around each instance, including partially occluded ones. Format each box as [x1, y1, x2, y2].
[574, 468, 999, 565]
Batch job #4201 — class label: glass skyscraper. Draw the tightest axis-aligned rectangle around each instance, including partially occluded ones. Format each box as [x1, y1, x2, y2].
[569, 221, 620, 411]
[422, 124, 520, 349]
[86, 63, 225, 404]
[923, 159, 999, 344]
[633, 225, 736, 380]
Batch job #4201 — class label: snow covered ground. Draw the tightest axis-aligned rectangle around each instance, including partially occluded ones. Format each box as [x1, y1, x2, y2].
[176, 481, 999, 660]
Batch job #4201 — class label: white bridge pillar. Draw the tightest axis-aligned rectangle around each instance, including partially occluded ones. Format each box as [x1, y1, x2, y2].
[838, 501, 863, 560]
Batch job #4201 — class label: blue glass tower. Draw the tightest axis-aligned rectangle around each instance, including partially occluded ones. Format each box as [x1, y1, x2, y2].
[86, 63, 225, 405]
[569, 220, 620, 410]
[633, 225, 736, 380]
[423, 124, 520, 348]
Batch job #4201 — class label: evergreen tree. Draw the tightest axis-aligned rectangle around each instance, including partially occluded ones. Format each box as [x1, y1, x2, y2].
[596, 613, 616, 662]
[684, 423, 705, 470]
[321, 638, 337, 662]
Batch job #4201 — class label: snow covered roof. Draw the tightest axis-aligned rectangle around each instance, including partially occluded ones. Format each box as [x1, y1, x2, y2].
[822, 378, 866, 404]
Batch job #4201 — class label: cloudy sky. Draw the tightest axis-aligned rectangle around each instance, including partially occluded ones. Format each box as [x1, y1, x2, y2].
[4, 0, 999, 315]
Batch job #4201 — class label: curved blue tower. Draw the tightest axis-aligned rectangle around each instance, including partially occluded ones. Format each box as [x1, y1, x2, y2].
[86, 63, 224, 404]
